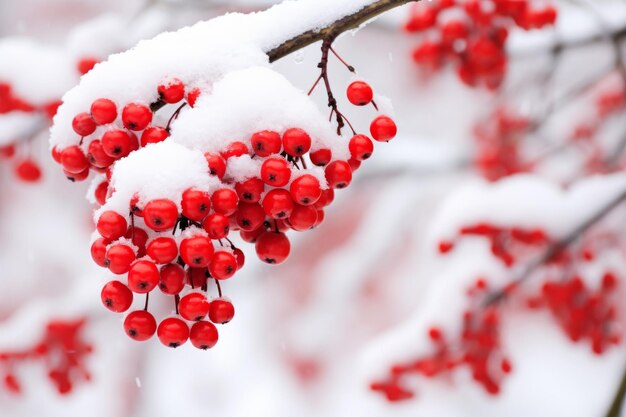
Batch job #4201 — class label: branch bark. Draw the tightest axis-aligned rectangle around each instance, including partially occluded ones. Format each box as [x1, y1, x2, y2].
[605, 360, 626, 417]
[267, 0, 419, 63]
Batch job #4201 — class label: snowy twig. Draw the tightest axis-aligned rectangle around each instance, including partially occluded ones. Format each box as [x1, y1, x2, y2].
[266, 0, 419, 62]
[486, 184, 626, 305]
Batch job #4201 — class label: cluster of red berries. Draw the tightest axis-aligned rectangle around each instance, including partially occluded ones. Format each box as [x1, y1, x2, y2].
[439, 223, 548, 266]
[371, 278, 510, 401]
[472, 108, 532, 181]
[1, 318, 92, 395]
[527, 272, 622, 355]
[71, 78, 397, 348]
[0, 81, 64, 182]
[405, 0, 557, 89]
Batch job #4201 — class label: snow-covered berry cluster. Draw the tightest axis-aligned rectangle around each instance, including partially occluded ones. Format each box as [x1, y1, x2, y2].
[405, 0, 557, 89]
[49, 8, 397, 348]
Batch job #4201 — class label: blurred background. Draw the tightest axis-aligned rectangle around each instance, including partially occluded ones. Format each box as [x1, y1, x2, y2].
[1, 0, 626, 416]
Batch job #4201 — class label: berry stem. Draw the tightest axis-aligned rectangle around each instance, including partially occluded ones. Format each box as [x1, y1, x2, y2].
[144, 293, 149, 311]
[330, 46, 355, 73]
[214, 278, 223, 298]
[174, 294, 180, 314]
[165, 103, 187, 132]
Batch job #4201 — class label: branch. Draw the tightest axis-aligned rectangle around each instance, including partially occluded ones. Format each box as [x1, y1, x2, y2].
[605, 360, 626, 417]
[266, 0, 419, 63]
[486, 184, 626, 305]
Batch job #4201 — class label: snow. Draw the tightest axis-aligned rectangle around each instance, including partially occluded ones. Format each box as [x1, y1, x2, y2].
[0, 38, 76, 104]
[101, 140, 219, 218]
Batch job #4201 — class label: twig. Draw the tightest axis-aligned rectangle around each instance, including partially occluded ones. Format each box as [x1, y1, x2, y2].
[485, 184, 626, 305]
[266, 0, 419, 63]
[605, 360, 626, 417]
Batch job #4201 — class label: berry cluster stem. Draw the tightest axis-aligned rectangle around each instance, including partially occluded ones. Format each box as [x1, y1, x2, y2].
[605, 359, 626, 417]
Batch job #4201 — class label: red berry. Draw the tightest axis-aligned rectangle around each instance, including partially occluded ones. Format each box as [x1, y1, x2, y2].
[186, 88, 201, 107]
[290, 174, 322, 205]
[157, 317, 189, 348]
[158, 78, 185, 104]
[314, 188, 335, 209]
[64, 167, 90, 182]
[128, 260, 160, 293]
[130, 194, 143, 217]
[125, 226, 149, 257]
[61, 146, 89, 174]
[204, 152, 227, 179]
[315, 209, 325, 226]
[310, 148, 332, 166]
[72, 112, 96, 136]
[180, 235, 214, 267]
[288, 204, 318, 231]
[77, 57, 98, 75]
[97, 210, 127, 240]
[181, 188, 211, 221]
[325, 161, 352, 189]
[14, 159, 41, 182]
[159, 264, 185, 295]
[250, 130, 281, 157]
[189, 321, 219, 349]
[349, 134, 374, 160]
[122, 103, 152, 131]
[140, 126, 169, 147]
[202, 213, 230, 239]
[347, 81, 373, 106]
[233, 248, 245, 269]
[235, 177, 265, 203]
[51, 146, 62, 163]
[262, 189, 294, 219]
[209, 299, 235, 324]
[261, 157, 291, 186]
[87, 140, 115, 168]
[143, 199, 179, 232]
[186, 267, 208, 288]
[91, 237, 110, 267]
[146, 237, 178, 264]
[91, 98, 117, 125]
[105, 243, 136, 274]
[240, 226, 266, 243]
[179, 293, 210, 321]
[209, 251, 238, 280]
[370, 116, 397, 142]
[347, 157, 361, 172]
[282, 128, 311, 157]
[221, 141, 249, 160]
[101, 280, 133, 312]
[255, 232, 290, 264]
[236, 202, 266, 231]
[211, 189, 239, 216]
[101, 130, 138, 159]
[124, 310, 157, 341]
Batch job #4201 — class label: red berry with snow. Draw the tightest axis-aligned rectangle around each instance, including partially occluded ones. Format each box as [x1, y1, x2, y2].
[90, 98, 117, 125]
[122, 103, 153, 131]
[179, 293, 210, 321]
[158, 78, 185, 104]
[128, 260, 160, 293]
[72, 112, 96, 136]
